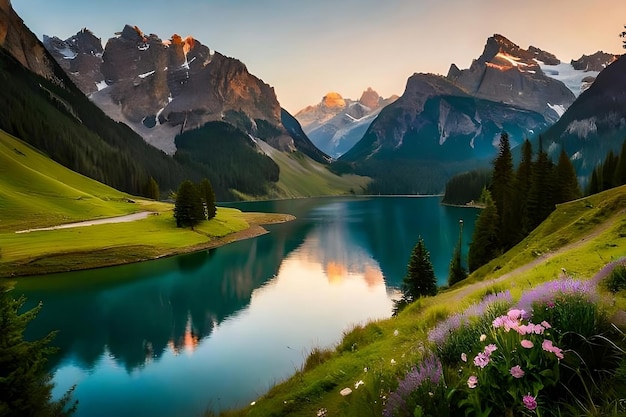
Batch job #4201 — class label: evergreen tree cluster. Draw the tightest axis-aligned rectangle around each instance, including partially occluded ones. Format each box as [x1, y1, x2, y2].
[587, 140, 626, 195]
[442, 169, 492, 205]
[0, 284, 76, 417]
[468, 133, 582, 272]
[396, 237, 438, 313]
[173, 178, 217, 228]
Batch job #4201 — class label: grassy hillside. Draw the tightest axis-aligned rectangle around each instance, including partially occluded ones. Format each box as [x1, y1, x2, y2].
[221, 185, 626, 416]
[0, 129, 289, 277]
[252, 140, 371, 199]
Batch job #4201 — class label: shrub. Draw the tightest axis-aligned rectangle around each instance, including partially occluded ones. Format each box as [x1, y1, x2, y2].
[605, 264, 626, 293]
[337, 323, 383, 353]
[302, 347, 334, 372]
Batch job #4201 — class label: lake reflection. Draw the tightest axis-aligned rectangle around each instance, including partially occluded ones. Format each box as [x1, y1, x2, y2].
[13, 196, 476, 416]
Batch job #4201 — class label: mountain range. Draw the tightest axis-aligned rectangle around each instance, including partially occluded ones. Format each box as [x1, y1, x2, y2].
[335, 34, 620, 194]
[294, 88, 398, 158]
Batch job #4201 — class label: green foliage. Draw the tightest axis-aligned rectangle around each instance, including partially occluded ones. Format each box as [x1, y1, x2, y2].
[605, 264, 626, 293]
[526, 137, 555, 231]
[554, 149, 582, 204]
[588, 142, 626, 195]
[302, 347, 334, 372]
[145, 177, 160, 201]
[442, 169, 491, 205]
[468, 191, 500, 272]
[447, 242, 467, 287]
[198, 178, 217, 220]
[337, 323, 384, 353]
[0, 284, 76, 416]
[491, 132, 516, 248]
[402, 237, 438, 301]
[514, 139, 534, 239]
[173, 180, 205, 228]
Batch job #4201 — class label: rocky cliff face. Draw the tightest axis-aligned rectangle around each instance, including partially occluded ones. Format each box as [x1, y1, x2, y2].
[571, 51, 618, 71]
[447, 34, 575, 122]
[294, 88, 398, 157]
[0, 0, 58, 82]
[43, 29, 104, 94]
[45, 25, 296, 155]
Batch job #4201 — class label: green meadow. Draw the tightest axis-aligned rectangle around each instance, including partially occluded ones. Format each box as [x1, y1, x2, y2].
[0, 129, 286, 277]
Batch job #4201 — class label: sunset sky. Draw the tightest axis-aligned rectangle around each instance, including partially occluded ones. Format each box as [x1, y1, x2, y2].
[11, 0, 626, 113]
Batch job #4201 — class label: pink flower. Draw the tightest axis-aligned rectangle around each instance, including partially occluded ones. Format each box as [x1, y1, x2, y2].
[484, 344, 498, 356]
[520, 339, 534, 349]
[461, 352, 467, 362]
[507, 309, 524, 320]
[542, 339, 564, 359]
[473, 352, 490, 368]
[541, 320, 552, 329]
[492, 316, 505, 328]
[532, 324, 545, 334]
[467, 375, 478, 389]
[510, 365, 525, 378]
[522, 393, 537, 410]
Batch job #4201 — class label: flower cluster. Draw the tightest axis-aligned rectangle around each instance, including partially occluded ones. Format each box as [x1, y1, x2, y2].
[517, 277, 597, 315]
[457, 309, 564, 415]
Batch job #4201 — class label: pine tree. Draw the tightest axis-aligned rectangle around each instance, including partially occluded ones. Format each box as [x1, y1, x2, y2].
[198, 178, 217, 220]
[173, 180, 205, 228]
[554, 149, 581, 203]
[602, 150, 619, 191]
[491, 132, 516, 248]
[448, 220, 467, 286]
[0, 285, 76, 416]
[615, 140, 626, 186]
[468, 190, 500, 272]
[526, 137, 555, 230]
[401, 237, 438, 301]
[514, 139, 533, 240]
[588, 166, 601, 195]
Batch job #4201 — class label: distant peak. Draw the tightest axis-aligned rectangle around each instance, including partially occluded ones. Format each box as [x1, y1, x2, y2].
[322, 92, 346, 109]
[359, 87, 380, 109]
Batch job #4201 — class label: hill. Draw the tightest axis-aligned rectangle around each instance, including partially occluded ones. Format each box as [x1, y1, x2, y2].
[221, 185, 626, 416]
[0, 129, 290, 277]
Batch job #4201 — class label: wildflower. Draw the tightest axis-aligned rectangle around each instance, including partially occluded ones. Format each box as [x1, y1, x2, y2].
[317, 408, 327, 417]
[541, 320, 552, 329]
[522, 393, 537, 410]
[542, 339, 564, 359]
[390, 358, 396, 365]
[479, 334, 487, 342]
[467, 375, 478, 388]
[507, 309, 525, 320]
[355, 380, 364, 389]
[393, 329, 399, 336]
[484, 344, 498, 355]
[510, 365, 525, 378]
[461, 352, 467, 362]
[473, 352, 490, 368]
[520, 339, 534, 349]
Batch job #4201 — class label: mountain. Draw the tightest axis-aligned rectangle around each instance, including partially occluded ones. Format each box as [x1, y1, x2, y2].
[294, 88, 398, 158]
[338, 35, 559, 194]
[541, 54, 626, 181]
[540, 51, 618, 98]
[447, 34, 575, 122]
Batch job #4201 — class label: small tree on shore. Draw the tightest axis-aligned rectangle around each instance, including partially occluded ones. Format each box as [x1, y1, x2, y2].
[198, 178, 217, 220]
[173, 180, 204, 229]
[0, 284, 76, 416]
[402, 237, 438, 301]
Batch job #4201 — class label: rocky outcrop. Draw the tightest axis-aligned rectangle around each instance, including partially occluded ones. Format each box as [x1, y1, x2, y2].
[0, 0, 57, 81]
[571, 51, 618, 72]
[43, 29, 104, 94]
[528, 46, 560, 65]
[447, 34, 575, 122]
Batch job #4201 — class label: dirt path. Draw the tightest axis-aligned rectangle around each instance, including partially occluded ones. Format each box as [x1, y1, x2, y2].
[452, 209, 624, 301]
[15, 212, 153, 234]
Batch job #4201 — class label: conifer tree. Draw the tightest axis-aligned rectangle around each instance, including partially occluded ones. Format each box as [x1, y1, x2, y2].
[514, 139, 533, 240]
[198, 178, 217, 220]
[173, 180, 205, 228]
[491, 132, 515, 248]
[554, 149, 581, 203]
[146, 177, 160, 201]
[402, 237, 438, 301]
[526, 137, 555, 230]
[615, 140, 626, 186]
[602, 150, 619, 191]
[0, 285, 76, 416]
[447, 242, 467, 287]
[468, 190, 500, 272]
[588, 166, 601, 195]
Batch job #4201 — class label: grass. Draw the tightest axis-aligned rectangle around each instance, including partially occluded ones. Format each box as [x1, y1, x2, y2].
[219, 185, 626, 416]
[0, 130, 289, 277]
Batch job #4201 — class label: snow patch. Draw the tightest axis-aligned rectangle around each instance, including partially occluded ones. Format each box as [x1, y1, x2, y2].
[138, 43, 149, 51]
[547, 103, 566, 118]
[58, 47, 77, 60]
[539, 62, 599, 97]
[138, 70, 155, 79]
[96, 80, 108, 91]
[571, 151, 582, 161]
[566, 118, 598, 138]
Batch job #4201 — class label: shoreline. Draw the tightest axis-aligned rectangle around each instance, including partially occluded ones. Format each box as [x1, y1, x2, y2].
[2, 213, 295, 279]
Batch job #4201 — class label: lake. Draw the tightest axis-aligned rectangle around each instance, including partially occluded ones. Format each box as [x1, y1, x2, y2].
[13, 196, 477, 416]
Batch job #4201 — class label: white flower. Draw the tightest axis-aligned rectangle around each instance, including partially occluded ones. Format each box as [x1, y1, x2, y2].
[393, 329, 399, 336]
[479, 334, 487, 342]
[355, 380, 364, 389]
[390, 358, 396, 365]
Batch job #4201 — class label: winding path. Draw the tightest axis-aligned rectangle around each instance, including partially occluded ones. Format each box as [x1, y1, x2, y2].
[15, 211, 153, 234]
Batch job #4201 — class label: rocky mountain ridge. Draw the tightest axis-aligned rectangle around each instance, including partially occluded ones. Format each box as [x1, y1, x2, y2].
[294, 88, 398, 157]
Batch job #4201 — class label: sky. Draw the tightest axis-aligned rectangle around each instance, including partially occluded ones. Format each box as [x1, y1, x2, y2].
[10, 0, 626, 113]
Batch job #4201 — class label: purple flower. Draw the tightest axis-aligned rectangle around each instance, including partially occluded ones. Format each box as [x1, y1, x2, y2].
[517, 277, 597, 315]
[473, 352, 490, 368]
[521, 339, 534, 349]
[523, 393, 537, 410]
[510, 365, 525, 378]
[467, 375, 478, 389]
